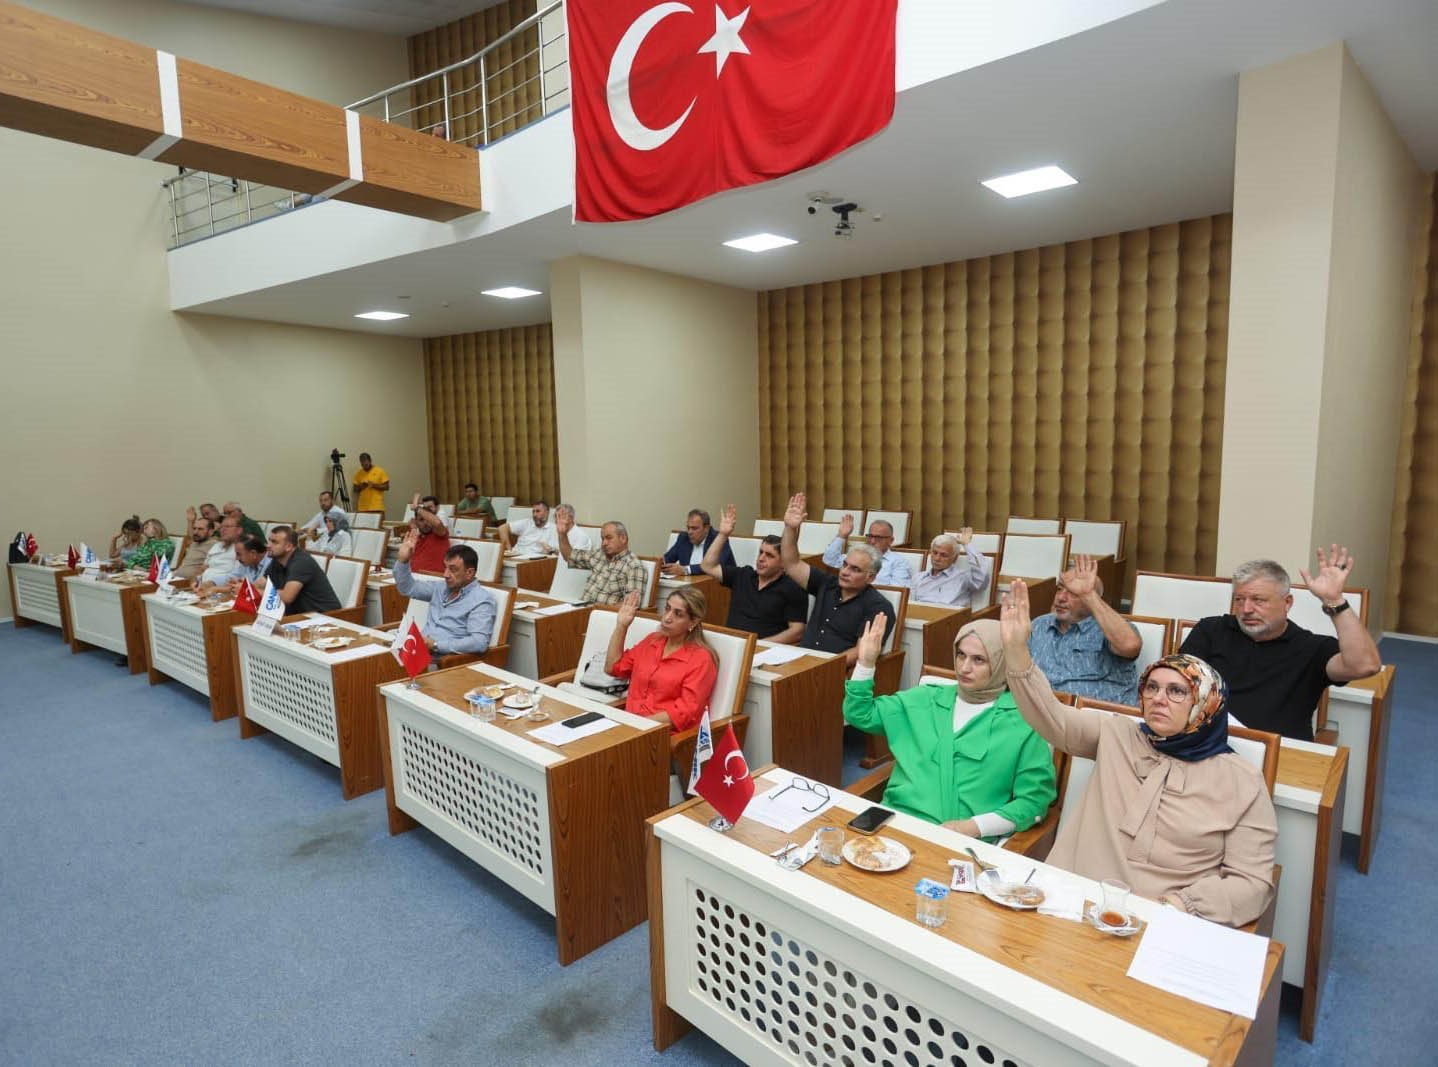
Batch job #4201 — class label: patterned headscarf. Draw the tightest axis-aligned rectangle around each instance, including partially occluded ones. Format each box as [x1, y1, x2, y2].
[1138, 654, 1232, 761]
[952, 619, 1007, 704]
[325, 512, 350, 535]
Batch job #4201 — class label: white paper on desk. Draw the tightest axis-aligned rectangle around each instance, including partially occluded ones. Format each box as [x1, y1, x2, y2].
[743, 780, 839, 833]
[507, 553, 544, 561]
[514, 601, 541, 611]
[529, 717, 619, 745]
[751, 645, 807, 669]
[1126, 906, 1266, 1018]
[535, 602, 582, 616]
[1035, 880, 1085, 921]
[323, 642, 391, 664]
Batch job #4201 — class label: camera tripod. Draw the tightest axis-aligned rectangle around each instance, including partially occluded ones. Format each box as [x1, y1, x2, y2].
[328, 456, 351, 509]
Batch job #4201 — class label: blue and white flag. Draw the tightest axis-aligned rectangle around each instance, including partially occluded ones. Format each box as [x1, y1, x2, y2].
[79, 543, 96, 565]
[253, 578, 285, 634]
[155, 553, 173, 584]
[686, 708, 714, 796]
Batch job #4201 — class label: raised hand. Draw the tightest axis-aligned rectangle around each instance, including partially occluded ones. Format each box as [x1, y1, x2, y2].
[956, 526, 974, 546]
[718, 504, 737, 537]
[1065, 554, 1099, 600]
[1300, 544, 1354, 606]
[784, 492, 807, 531]
[554, 508, 574, 535]
[616, 590, 640, 627]
[855, 612, 888, 669]
[1000, 579, 1033, 652]
[837, 513, 855, 540]
[397, 528, 419, 564]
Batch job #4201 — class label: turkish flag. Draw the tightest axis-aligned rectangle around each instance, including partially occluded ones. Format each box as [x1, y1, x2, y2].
[233, 579, 258, 616]
[693, 725, 754, 824]
[392, 619, 432, 679]
[147, 555, 160, 583]
[66, 545, 78, 569]
[25, 533, 37, 559]
[570, 0, 898, 222]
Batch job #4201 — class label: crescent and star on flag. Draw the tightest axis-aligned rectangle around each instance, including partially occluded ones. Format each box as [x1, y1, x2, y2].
[722, 747, 750, 787]
[608, 4, 752, 152]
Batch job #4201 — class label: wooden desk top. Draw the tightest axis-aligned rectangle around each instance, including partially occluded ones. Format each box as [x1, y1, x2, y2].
[905, 601, 966, 625]
[661, 768, 1280, 1065]
[1276, 742, 1348, 806]
[511, 591, 585, 614]
[750, 652, 836, 681]
[1336, 664, 1394, 700]
[391, 662, 662, 764]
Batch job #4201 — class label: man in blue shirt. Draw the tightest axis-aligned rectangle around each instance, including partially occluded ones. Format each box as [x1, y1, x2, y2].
[661, 508, 735, 577]
[822, 513, 913, 586]
[1027, 554, 1141, 703]
[393, 531, 496, 656]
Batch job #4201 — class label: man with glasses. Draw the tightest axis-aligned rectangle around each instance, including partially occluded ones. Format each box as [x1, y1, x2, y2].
[1027, 554, 1141, 703]
[821, 514, 912, 585]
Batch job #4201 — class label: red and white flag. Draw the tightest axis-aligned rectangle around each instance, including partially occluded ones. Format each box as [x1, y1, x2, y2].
[66, 545, 79, 569]
[232, 579, 259, 616]
[25, 533, 37, 559]
[693, 724, 754, 825]
[391, 619, 432, 679]
[146, 554, 160, 583]
[569, 0, 898, 222]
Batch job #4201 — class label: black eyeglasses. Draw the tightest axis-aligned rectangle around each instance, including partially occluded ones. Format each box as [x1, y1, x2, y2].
[768, 776, 831, 812]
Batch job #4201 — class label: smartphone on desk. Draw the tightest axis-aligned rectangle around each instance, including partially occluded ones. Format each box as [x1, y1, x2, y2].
[847, 806, 895, 836]
[561, 711, 605, 729]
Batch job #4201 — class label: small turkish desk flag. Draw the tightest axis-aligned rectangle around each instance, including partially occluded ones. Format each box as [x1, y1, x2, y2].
[233, 579, 258, 616]
[392, 619, 432, 680]
[146, 554, 160, 583]
[66, 545, 78, 569]
[570, 0, 898, 222]
[693, 724, 754, 825]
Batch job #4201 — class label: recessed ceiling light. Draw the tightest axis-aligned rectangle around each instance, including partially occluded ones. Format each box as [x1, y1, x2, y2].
[980, 165, 1077, 199]
[482, 286, 542, 299]
[354, 310, 409, 321]
[723, 233, 798, 253]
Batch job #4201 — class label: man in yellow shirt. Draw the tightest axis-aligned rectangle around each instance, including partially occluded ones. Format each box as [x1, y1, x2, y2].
[353, 452, 391, 513]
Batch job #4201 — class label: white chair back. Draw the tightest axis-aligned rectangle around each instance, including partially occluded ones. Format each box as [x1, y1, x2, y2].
[797, 521, 840, 555]
[666, 530, 683, 552]
[963, 531, 1004, 556]
[1288, 586, 1365, 639]
[1176, 619, 1196, 649]
[453, 517, 486, 538]
[822, 507, 865, 530]
[312, 552, 331, 571]
[351, 528, 386, 566]
[972, 553, 998, 610]
[574, 525, 603, 552]
[1131, 573, 1232, 622]
[1124, 615, 1172, 677]
[350, 511, 382, 529]
[728, 536, 762, 569]
[483, 583, 516, 646]
[639, 557, 660, 609]
[890, 549, 926, 577]
[999, 534, 1071, 580]
[865, 509, 911, 545]
[168, 536, 188, 568]
[507, 505, 532, 527]
[438, 504, 455, 519]
[491, 496, 516, 518]
[396, 573, 444, 634]
[452, 537, 503, 583]
[549, 558, 592, 601]
[871, 585, 909, 654]
[1063, 519, 1125, 559]
[752, 518, 784, 538]
[1007, 516, 1062, 535]
[325, 556, 369, 610]
[402, 505, 416, 522]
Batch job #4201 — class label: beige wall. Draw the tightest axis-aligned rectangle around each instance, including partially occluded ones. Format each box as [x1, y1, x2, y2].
[549, 257, 760, 556]
[0, 3, 423, 620]
[1218, 44, 1419, 628]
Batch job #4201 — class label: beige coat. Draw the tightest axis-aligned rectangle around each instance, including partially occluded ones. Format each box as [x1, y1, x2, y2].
[1008, 662, 1276, 927]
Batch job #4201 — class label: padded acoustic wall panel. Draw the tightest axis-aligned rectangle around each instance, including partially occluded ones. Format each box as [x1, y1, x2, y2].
[1387, 174, 1438, 635]
[406, 0, 540, 145]
[758, 216, 1231, 582]
[424, 325, 559, 505]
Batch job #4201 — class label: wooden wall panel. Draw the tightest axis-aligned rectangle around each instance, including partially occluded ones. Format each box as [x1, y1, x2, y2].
[406, 0, 541, 146]
[423, 324, 559, 505]
[758, 215, 1232, 582]
[1387, 173, 1438, 635]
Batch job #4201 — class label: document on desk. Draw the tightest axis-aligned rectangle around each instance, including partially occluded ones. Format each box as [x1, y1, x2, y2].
[529, 717, 619, 745]
[744, 780, 839, 833]
[1126, 906, 1266, 1018]
[751, 645, 808, 669]
[534, 602, 582, 616]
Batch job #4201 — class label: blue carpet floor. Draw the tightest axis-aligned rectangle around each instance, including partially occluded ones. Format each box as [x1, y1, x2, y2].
[1, 624, 1435, 1064]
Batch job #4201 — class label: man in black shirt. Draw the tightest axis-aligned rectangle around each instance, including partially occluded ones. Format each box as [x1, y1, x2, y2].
[262, 525, 342, 616]
[779, 491, 895, 666]
[1180, 549, 1381, 741]
[698, 505, 807, 642]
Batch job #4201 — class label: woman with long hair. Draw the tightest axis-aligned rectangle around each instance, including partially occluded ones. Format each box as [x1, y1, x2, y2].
[110, 516, 145, 563]
[126, 519, 175, 572]
[605, 585, 719, 731]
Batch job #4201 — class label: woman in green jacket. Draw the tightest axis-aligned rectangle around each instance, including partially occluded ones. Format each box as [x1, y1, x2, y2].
[126, 518, 175, 572]
[844, 614, 1056, 841]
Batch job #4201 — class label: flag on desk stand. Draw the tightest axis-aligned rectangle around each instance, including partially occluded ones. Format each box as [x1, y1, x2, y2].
[687, 709, 714, 796]
[155, 554, 172, 586]
[391, 619, 431, 686]
[146, 554, 160, 583]
[25, 533, 38, 560]
[66, 545, 78, 569]
[252, 579, 285, 635]
[693, 723, 754, 829]
[233, 579, 258, 616]
[80, 543, 96, 566]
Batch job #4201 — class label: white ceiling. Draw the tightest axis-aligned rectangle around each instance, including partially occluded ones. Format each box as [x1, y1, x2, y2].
[177, 0, 513, 36]
[180, 0, 1438, 339]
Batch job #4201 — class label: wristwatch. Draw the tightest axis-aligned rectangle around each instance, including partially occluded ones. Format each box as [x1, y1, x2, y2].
[1321, 600, 1350, 617]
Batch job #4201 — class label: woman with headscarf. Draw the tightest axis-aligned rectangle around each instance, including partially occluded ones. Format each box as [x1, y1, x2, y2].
[313, 512, 353, 557]
[1000, 578, 1277, 927]
[843, 612, 1056, 841]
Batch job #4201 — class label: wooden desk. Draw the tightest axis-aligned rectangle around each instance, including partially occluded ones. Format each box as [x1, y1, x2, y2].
[234, 615, 406, 798]
[504, 593, 595, 680]
[363, 571, 405, 627]
[64, 573, 156, 672]
[378, 661, 669, 964]
[900, 601, 968, 689]
[1323, 666, 1394, 873]
[142, 592, 251, 721]
[650, 767, 1282, 1066]
[500, 553, 558, 592]
[657, 572, 731, 628]
[742, 646, 848, 786]
[7, 561, 76, 640]
[1273, 739, 1347, 1043]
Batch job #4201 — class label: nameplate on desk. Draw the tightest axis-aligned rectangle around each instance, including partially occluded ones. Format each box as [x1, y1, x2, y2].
[534, 602, 582, 616]
[751, 646, 808, 669]
[251, 615, 279, 636]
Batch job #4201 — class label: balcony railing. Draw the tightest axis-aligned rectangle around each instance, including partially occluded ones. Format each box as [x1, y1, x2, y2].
[162, 1, 568, 248]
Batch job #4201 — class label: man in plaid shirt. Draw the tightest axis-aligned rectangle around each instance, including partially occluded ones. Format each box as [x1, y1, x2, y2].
[555, 511, 647, 605]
